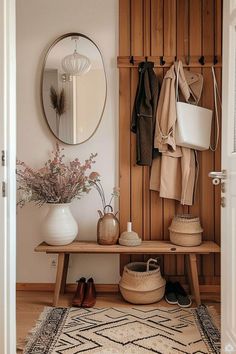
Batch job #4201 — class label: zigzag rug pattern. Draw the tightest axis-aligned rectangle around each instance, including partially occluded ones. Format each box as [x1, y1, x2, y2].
[23, 305, 220, 354]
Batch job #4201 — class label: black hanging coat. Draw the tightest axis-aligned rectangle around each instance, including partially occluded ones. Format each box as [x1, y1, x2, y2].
[131, 61, 160, 166]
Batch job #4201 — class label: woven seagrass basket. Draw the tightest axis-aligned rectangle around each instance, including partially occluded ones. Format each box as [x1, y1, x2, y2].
[119, 259, 166, 304]
[169, 214, 203, 247]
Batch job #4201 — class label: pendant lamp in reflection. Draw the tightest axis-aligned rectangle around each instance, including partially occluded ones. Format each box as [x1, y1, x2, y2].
[62, 36, 91, 76]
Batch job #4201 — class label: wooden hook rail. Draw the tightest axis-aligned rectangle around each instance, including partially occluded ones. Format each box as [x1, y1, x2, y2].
[117, 55, 222, 68]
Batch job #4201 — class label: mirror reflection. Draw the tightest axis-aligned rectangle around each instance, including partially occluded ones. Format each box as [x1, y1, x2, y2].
[42, 33, 106, 144]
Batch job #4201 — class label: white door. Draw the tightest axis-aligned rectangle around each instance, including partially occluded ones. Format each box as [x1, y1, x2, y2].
[0, 0, 16, 353]
[220, 1, 236, 352]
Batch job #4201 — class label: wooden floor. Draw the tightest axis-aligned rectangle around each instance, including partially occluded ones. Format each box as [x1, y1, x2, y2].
[16, 291, 220, 352]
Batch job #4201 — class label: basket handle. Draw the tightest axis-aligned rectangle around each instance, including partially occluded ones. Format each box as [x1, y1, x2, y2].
[146, 258, 158, 272]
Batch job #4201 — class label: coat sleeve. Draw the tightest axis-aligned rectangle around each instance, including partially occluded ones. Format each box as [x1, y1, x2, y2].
[153, 68, 177, 153]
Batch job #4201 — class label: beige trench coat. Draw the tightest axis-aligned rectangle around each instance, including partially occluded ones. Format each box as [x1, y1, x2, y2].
[150, 61, 203, 205]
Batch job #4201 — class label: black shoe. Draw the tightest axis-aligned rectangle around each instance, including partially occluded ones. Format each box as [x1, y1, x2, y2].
[164, 281, 178, 305]
[174, 282, 192, 308]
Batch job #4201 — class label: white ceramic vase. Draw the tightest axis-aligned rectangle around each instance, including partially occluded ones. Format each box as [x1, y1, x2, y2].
[42, 203, 78, 246]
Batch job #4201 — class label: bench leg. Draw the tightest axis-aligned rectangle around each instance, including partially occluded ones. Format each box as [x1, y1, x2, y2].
[53, 253, 65, 307]
[185, 255, 194, 296]
[187, 254, 201, 306]
[60, 254, 70, 294]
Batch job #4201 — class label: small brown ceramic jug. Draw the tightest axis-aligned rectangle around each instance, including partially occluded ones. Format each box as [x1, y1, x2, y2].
[97, 205, 119, 245]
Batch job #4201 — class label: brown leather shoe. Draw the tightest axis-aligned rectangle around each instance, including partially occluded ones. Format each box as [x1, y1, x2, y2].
[82, 278, 96, 308]
[72, 277, 86, 307]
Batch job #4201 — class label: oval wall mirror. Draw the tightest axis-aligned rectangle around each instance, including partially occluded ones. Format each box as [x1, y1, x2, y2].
[41, 33, 107, 144]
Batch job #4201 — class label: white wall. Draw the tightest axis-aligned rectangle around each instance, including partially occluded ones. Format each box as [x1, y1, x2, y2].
[16, 0, 119, 284]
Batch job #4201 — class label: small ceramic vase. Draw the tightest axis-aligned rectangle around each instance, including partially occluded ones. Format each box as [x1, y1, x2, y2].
[97, 205, 119, 245]
[41, 203, 78, 246]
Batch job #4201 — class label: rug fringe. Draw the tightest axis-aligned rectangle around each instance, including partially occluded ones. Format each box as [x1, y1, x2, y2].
[17, 306, 53, 353]
[16, 338, 25, 352]
[207, 305, 221, 330]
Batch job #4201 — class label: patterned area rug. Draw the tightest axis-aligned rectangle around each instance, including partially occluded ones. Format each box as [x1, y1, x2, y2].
[22, 305, 220, 354]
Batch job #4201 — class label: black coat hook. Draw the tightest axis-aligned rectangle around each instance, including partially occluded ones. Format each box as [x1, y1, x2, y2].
[145, 56, 148, 62]
[199, 56, 205, 65]
[130, 56, 135, 65]
[214, 55, 218, 65]
[160, 56, 165, 66]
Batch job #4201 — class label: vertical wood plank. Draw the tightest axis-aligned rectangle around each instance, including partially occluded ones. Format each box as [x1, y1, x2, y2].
[119, 0, 131, 56]
[151, 0, 163, 56]
[189, 0, 202, 56]
[119, 0, 131, 273]
[131, 69, 143, 240]
[131, 0, 143, 54]
[150, 0, 164, 246]
[119, 69, 131, 233]
[201, 0, 215, 278]
[143, 0, 151, 243]
[163, 1, 176, 276]
[176, 0, 189, 61]
[175, 0, 189, 276]
[130, 0, 144, 262]
[188, 0, 202, 277]
[144, 0, 151, 55]
[163, 0, 176, 57]
[163, 199, 176, 276]
[175, 204, 185, 276]
[215, 0, 222, 57]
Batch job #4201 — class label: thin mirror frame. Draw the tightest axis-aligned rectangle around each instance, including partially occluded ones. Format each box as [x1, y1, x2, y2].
[41, 32, 107, 145]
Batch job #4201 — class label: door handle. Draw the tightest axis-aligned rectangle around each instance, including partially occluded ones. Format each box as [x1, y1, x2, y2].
[208, 170, 227, 186]
[208, 170, 227, 179]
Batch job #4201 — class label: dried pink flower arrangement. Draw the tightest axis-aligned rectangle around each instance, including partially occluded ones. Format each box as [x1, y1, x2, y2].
[16, 143, 97, 207]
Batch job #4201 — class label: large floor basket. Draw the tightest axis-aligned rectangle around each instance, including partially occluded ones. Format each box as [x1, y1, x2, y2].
[119, 259, 166, 304]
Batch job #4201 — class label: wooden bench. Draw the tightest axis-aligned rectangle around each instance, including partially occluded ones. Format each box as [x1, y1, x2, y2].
[35, 240, 220, 307]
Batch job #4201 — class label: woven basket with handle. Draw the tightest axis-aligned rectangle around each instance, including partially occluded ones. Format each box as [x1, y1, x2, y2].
[119, 259, 166, 304]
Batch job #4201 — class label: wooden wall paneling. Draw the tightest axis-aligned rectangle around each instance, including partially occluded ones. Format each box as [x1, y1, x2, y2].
[118, 0, 221, 285]
[119, 0, 131, 273]
[201, 0, 215, 280]
[130, 0, 144, 263]
[163, 0, 177, 276]
[188, 0, 202, 277]
[214, 0, 222, 277]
